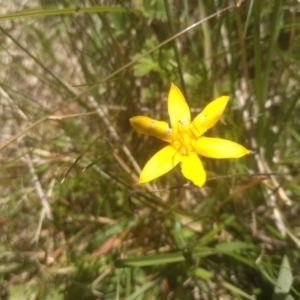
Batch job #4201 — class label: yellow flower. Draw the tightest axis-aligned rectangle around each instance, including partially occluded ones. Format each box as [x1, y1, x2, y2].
[130, 83, 250, 187]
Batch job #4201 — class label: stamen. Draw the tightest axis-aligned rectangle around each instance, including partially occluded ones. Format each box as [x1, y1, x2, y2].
[181, 149, 187, 155]
[150, 120, 155, 128]
[166, 128, 172, 135]
[171, 123, 196, 156]
[180, 119, 189, 125]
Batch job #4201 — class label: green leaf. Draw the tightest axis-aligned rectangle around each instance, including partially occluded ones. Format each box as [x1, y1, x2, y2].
[272, 253, 294, 300]
[215, 241, 255, 252]
[132, 57, 159, 76]
[0, 6, 132, 21]
[194, 267, 214, 280]
[115, 248, 215, 268]
[221, 281, 254, 300]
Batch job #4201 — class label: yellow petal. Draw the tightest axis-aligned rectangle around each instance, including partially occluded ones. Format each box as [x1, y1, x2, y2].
[139, 145, 181, 183]
[195, 137, 250, 158]
[192, 96, 229, 137]
[168, 83, 191, 126]
[130, 116, 172, 142]
[181, 154, 206, 187]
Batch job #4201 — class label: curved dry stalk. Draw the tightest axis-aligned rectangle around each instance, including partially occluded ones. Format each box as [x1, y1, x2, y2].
[22, 152, 53, 220]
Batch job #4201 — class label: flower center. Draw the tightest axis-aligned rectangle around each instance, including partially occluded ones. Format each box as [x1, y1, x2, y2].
[171, 119, 196, 156]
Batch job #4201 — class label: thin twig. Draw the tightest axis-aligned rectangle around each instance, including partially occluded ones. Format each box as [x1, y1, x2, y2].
[23, 153, 53, 220]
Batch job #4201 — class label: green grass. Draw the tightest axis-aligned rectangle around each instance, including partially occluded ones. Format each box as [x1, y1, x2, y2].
[0, 0, 300, 299]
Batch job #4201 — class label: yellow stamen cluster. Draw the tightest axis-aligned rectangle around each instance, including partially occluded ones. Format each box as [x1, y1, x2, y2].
[171, 120, 196, 156]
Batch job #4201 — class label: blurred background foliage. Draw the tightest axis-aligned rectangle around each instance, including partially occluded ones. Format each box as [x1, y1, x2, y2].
[0, 0, 300, 299]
